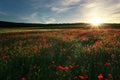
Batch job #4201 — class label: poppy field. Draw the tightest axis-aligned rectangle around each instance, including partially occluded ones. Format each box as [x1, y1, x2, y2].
[0, 29, 120, 80]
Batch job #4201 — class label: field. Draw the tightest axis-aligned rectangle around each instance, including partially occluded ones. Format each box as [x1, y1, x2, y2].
[0, 28, 120, 80]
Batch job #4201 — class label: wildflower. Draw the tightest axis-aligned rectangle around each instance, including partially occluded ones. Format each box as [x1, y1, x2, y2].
[56, 78, 58, 80]
[104, 78, 108, 80]
[114, 60, 118, 63]
[69, 65, 73, 69]
[35, 41, 39, 45]
[19, 43, 22, 47]
[111, 54, 115, 58]
[0, 49, 3, 52]
[1, 55, 10, 59]
[79, 75, 85, 79]
[42, 37, 47, 42]
[59, 45, 62, 49]
[74, 76, 77, 79]
[63, 74, 66, 77]
[21, 77, 26, 80]
[105, 62, 111, 66]
[108, 73, 112, 78]
[9, 34, 14, 39]
[67, 56, 72, 60]
[56, 72, 59, 75]
[32, 66, 37, 69]
[84, 74, 88, 79]
[5, 46, 9, 49]
[57, 66, 69, 71]
[2, 37, 7, 41]
[35, 46, 40, 51]
[52, 61, 55, 64]
[49, 44, 52, 48]
[48, 66, 51, 69]
[24, 50, 30, 53]
[98, 74, 103, 80]
[57, 65, 65, 71]
[93, 45, 98, 52]
[64, 66, 69, 71]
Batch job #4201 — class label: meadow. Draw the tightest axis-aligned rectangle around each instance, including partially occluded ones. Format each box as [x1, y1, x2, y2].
[0, 28, 120, 80]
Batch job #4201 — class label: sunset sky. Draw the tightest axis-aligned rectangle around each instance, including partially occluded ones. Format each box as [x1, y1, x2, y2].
[0, 0, 120, 23]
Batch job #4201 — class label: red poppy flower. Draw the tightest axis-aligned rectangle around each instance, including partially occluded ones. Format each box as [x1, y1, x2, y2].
[98, 74, 103, 80]
[67, 56, 72, 60]
[32, 66, 37, 69]
[111, 54, 115, 58]
[21, 77, 26, 80]
[69, 65, 73, 69]
[1, 55, 10, 59]
[79, 75, 85, 79]
[57, 66, 69, 71]
[64, 66, 69, 71]
[0, 49, 3, 52]
[57, 66, 65, 71]
[108, 73, 112, 78]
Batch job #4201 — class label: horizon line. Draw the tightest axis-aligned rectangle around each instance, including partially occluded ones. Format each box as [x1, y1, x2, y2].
[0, 20, 120, 24]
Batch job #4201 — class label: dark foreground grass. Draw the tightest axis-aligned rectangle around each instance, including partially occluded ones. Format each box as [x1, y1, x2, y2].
[0, 29, 120, 80]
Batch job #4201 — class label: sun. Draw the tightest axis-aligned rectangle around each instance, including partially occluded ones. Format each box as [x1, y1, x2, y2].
[90, 18, 103, 26]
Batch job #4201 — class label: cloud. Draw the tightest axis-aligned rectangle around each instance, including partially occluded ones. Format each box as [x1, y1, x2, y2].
[0, 0, 120, 23]
[43, 18, 56, 24]
[70, 0, 120, 23]
[21, 12, 56, 23]
[21, 12, 37, 20]
[20, 0, 120, 23]
[21, 12, 41, 23]
[51, 7, 72, 13]
[59, 0, 81, 6]
[28, 0, 52, 9]
[49, 0, 81, 13]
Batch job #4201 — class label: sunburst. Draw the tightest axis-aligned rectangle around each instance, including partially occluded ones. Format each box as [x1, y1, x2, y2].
[90, 18, 103, 26]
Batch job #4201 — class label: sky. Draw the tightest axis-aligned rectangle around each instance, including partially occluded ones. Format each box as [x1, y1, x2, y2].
[0, 0, 120, 23]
